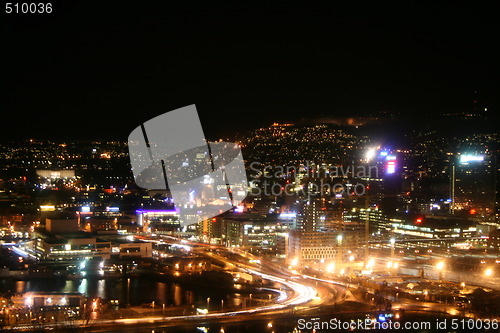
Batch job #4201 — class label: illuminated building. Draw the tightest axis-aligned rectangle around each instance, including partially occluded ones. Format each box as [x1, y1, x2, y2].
[298, 199, 324, 232]
[286, 197, 367, 266]
[251, 197, 278, 216]
[214, 214, 290, 254]
[288, 223, 365, 265]
[30, 219, 112, 261]
[31, 232, 112, 261]
[241, 219, 288, 253]
[11, 292, 84, 309]
[77, 206, 133, 232]
[343, 207, 389, 234]
[389, 215, 476, 239]
[114, 240, 153, 258]
[489, 228, 500, 252]
[287, 230, 338, 262]
[83, 217, 118, 232]
[451, 153, 496, 215]
[278, 212, 298, 229]
[136, 209, 180, 232]
[36, 169, 76, 179]
[359, 148, 401, 212]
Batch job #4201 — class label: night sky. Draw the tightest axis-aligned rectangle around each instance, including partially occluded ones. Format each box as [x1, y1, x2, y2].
[3, 1, 499, 141]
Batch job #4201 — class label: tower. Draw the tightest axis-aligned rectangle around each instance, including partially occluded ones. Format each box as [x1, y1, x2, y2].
[451, 153, 495, 215]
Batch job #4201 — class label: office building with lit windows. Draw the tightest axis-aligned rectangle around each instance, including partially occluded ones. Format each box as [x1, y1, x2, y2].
[389, 215, 477, 239]
[136, 208, 181, 232]
[30, 218, 111, 261]
[451, 153, 496, 215]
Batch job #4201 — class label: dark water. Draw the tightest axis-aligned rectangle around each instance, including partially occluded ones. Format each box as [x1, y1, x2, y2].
[0, 276, 246, 310]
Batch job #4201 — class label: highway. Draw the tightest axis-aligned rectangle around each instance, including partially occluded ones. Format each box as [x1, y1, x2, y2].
[2, 237, 346, 332]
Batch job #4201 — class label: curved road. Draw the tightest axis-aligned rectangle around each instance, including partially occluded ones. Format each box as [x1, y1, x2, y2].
[3, 241, 346, 332]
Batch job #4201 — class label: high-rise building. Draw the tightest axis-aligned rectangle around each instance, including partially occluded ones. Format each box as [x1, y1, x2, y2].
[288, 230, 338, 262]
[288, 199, 366, 269]
[451, 153, 496, 215]
[298, 199, 324, 232]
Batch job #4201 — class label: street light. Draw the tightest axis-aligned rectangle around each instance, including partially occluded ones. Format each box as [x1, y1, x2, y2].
[436, 261, 445, 281]
[485, 268, 493, 277]
[365, 148, 376, 161]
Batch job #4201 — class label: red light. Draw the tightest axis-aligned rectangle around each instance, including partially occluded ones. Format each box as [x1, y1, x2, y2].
[416, 218, 423, 224]
[212, 218, 217, 222]
[470, 209, 477, 215]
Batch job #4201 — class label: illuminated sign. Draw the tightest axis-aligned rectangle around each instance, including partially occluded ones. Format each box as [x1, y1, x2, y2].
[279, 212, 297, 219]
[460, 154, 484, 164]
[386, 160, 396, 174]
[40, 205, 55, 212]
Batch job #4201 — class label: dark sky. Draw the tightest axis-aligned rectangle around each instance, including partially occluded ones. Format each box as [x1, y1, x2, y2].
[2, 1, 499, 141]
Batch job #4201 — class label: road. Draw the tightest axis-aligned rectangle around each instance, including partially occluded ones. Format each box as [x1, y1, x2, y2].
[3, 237, 346, 332]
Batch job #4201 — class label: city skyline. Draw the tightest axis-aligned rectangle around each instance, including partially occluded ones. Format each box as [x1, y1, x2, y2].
[3, 1, 500, 332]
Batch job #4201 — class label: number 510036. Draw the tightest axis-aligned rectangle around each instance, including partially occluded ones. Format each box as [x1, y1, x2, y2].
[5, 3, 52, 14]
